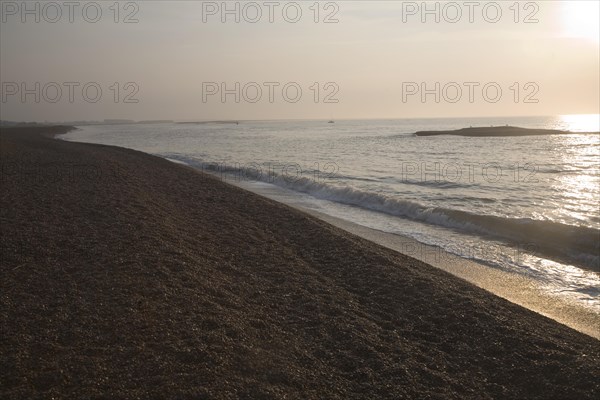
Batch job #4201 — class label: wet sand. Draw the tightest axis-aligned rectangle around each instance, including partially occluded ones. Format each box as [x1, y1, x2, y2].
[1, 126, 599, 399]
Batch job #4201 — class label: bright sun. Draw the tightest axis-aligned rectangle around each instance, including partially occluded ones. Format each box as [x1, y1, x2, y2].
[562, 1, 600, 42]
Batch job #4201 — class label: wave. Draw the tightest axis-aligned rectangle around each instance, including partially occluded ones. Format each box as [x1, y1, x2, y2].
[398, 179, 478, 190]
[274, 179, 598, 271]
[164, 154, 599, 271]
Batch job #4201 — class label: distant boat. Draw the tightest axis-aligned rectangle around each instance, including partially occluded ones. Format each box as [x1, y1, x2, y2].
[328, 120, 335, 124]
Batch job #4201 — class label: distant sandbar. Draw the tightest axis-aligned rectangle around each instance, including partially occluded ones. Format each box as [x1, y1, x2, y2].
[414, 126, 598, 137]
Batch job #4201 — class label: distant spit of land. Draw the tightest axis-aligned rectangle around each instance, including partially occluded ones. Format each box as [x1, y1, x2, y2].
[0, 119, 174, 127]
[414, 126, 599, 137]
[177, 121, 239, 125]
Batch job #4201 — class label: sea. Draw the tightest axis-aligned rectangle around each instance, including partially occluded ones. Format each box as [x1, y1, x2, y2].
[62, 115, 600, 313]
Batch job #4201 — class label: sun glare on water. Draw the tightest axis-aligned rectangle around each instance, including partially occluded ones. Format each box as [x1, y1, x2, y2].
[559, 114, 600, 132]
[561, 1, 600, 42]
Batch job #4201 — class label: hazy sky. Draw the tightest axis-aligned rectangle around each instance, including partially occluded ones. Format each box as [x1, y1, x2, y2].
[1, 0, 599, 121]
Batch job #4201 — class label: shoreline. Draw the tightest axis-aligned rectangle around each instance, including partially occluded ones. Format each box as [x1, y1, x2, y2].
[2, 126, 599, 398]
[229, 179, 600, 339]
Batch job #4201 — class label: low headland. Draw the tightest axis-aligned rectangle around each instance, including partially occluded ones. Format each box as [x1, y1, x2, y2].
[1, 126, 599, 398]
[414, 126, 599, 137]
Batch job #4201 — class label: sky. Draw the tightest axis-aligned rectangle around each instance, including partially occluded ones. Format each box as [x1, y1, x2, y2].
[0, 0, 599, 122]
